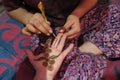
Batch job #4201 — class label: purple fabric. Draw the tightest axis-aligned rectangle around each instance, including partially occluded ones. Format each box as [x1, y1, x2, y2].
[81, 4, 120, 59]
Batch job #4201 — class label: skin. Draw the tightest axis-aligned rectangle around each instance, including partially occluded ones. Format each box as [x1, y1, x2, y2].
[61, 0, 98, 38]
[6, 0, 102, 60]
[7, 0, 98, 37]
[25, 33, 74, 80]
[7, 0, 103, 79]
[7, 8, 52, 36]
[5, 1, 103, 79]
[7, 0, 102, 58]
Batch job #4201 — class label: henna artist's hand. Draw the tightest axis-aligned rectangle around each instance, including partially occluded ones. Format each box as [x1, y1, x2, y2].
[22, 13, 52, 36]
[60, 15, 81, 38]
[25, 33, 74, 80]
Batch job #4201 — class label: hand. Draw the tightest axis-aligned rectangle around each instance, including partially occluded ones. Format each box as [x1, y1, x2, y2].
[22, 13, 52, 36]
[47, 33, 74, 79]
[25, 50, 47, 80]
[60, 15, 81, 38]
[25, 33, 74, 80]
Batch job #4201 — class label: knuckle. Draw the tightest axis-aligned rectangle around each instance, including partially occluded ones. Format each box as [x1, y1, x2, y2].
[26, 24, 30, 27]
[76, 29, 80, 32]
[63, 34, 67, 37]
[34, 13, 42, 18]
[76, 28, 80, 32]
[34, 13, 39, 16]
[34, 21, 40, 26]
[26, 24, 32, 30]
[29, 19, 34, 24]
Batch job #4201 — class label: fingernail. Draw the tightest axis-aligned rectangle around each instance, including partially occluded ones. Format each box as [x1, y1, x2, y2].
[38, 31, 41, 34]
[59, 29, 64, 32]
[49, 29, 53, 33]
[47, 33, 50, 36]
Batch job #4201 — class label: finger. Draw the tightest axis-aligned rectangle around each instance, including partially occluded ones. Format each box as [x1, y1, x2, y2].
[39, 20, 53, 33]
[26, 24, 41, 34]
[30, 16, 49, 35]
[51, 38, 58, 47]
[61, 44, 74, 58]
[59, 27, 66, 33]
[22, 27, 32, 36]
[47, 44, 73, 77]
[60, 20, 73, 32]
[67, 32, 79, 39]
[35, 13, 53, 34]
[57, 34, 67, 51]
[25, 49, 44, 60]
[25, 49, 35, 59]
[64, 28, 79, 38]
[33, 20, 50, 36]
[46, 21, 51, 25]
[51, 33, 63, 47]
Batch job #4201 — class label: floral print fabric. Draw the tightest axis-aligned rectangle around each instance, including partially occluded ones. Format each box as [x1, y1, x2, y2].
[82, 4, 120, 59]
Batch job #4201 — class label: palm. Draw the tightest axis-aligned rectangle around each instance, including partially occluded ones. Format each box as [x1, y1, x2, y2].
[25, 33, 74, 80]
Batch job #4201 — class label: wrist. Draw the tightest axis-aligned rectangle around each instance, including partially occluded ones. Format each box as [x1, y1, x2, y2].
[71, 0, 98, 18]
[47, 71, 54, 80]
[71, 9, 85, 18]
[35, 71, 47, 80]
[47, 75, 53, 80]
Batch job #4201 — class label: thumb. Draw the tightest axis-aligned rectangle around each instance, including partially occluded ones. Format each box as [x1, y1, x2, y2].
[22, 27, 32, 36]
[25, 49, 35, 59]
[46, 21, 51, 25]
[60, 20, 73, 33]
[61, 43, 74, 59]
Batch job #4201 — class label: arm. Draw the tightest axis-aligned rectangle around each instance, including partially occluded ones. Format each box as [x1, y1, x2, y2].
[1, 0, 31, 24]
[61, 0, 98, 38]
[7, 7, 33, 24]
[8, 7, 52, 36]
[72, 0, 98, 18]
[2, 0, 52, 36]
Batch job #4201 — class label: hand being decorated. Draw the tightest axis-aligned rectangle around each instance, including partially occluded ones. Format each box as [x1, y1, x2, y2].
[25, 33, 74, 80]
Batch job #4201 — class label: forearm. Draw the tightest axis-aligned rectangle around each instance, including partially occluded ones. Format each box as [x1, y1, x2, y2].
[7, 7, 33, 24]
[72, 0, 98, 18]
